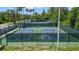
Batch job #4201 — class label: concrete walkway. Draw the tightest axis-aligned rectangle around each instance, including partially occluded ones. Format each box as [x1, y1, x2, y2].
[0, 23, 14, 29]
[0, 28, 19, 38]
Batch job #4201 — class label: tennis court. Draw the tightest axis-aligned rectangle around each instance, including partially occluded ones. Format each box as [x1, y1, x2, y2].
[0, 22, 79, 47]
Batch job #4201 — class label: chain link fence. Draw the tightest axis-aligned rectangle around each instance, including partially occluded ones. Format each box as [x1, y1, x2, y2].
[0, 22, 79, 47]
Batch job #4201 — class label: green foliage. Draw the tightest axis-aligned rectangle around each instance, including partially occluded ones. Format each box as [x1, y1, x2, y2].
[2, 46, 79, 51]
[58, 46, 79, 51]
[67, 7, 79, 29]
[0, 7, 79, 30]
[60, 7, 69, 21]
[48, 7, 58, 21]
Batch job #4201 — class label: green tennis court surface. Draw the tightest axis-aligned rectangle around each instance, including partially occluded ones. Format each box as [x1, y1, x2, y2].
[0, 22, 79, 47]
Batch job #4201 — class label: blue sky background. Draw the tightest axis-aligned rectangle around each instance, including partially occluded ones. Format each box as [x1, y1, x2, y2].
[0, 7, 71, 15]
[0, 7, 50, 14]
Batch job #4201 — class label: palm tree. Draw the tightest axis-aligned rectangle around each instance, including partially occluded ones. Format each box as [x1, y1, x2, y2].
[25, 8, 34, 22]
[15, 7, 25, 27]
[16, 7, 22, 22]
[33, 12, 38, 21]
[16, 7, 25, 46]
[6, 9, 16, 32]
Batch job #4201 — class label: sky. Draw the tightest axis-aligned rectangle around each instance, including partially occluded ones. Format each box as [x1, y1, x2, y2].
[0, 7, 50, 14]
[0, 7, 72, 15]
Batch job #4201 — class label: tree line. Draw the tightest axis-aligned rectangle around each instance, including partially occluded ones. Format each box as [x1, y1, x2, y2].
[0, 7, 79, 29]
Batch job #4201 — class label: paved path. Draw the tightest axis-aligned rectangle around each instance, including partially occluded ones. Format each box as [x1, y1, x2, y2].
[0, 28, 19, 38]
[0, 23, 14, 29]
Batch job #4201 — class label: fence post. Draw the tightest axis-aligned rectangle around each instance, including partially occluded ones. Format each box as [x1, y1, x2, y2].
[20, 23, 23, 47]
[68, 30, 71, 46]
[0, 37, 1, 45]
[6, 36, 8, 46]
[52, 33, 53, 45]
[0, 28, 2, 45]
[36, 22, 38, 46]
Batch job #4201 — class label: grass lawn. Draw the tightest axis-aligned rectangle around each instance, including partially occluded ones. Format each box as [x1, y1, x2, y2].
[1, 45, 79, 51]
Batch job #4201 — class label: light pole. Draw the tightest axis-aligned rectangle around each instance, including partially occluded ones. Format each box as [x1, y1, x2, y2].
[57, 7, 60, 50]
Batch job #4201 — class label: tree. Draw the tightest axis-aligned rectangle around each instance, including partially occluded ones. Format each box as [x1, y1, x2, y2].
[48, 7, 58, 20]
[16, 7, 23, 21]
[60, 7, 69, 21]
[25, 8, 34, 21]
[48, 7, 58, 26]
[59, 7, 69, 25]
[67, 7, 79, 29]
[41, 10, 49, 21]
[32, 12, 38, 21]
